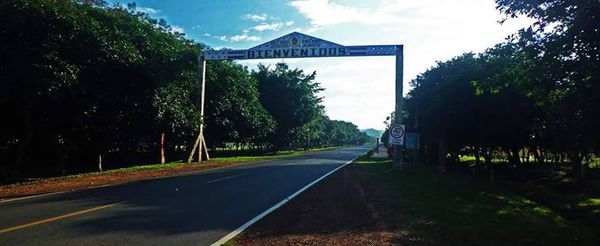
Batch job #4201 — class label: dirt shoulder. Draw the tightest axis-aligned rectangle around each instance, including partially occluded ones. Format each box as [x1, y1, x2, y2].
[0, 161, 244, 200]
[232, 157, 419, 245]
[232, 156, 598, 245]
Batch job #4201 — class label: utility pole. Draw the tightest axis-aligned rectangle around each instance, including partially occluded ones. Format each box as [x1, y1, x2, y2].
[393, 45, 404, 170]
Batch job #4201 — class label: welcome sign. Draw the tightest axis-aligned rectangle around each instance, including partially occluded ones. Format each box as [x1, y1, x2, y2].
[205, 32, 398, 60]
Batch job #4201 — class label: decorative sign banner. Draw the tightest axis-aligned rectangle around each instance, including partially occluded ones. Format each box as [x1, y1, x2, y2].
[205, 32, 398, 60]
[389, 124, 405, 146]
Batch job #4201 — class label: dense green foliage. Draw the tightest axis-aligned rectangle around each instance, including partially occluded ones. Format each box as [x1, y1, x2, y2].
[399, 0, 599, 176]
[0, 0, 370, 182]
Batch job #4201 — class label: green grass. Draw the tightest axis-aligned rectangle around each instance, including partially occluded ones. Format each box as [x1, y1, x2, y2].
[458, 155, 508, 164]
[211, 146, 338, 162]
[353, 157, 599, 245]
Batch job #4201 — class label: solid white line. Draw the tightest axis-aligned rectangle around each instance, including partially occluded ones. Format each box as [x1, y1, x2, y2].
[206, 173, 248, 184]
[210, 151, 365, 246]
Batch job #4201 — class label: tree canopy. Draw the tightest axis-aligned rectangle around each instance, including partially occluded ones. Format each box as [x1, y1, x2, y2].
[0, 0, 372, 182]
[397, 0, 599, 175]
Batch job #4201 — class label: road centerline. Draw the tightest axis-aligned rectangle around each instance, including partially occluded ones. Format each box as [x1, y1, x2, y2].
[0, 202, 121, 234]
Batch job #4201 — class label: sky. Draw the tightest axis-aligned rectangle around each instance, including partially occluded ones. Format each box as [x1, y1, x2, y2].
[121, 0, 532, 130]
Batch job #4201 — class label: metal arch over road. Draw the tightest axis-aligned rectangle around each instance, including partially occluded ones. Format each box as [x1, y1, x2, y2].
[190, 32, 405, 169]
[204, 32, 398, 60]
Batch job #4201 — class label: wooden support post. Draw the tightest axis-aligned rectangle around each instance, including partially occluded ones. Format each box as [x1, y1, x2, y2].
[393, 45, 404, 170]
[202, 136, 210, 161]
[187, 53, 208, 164]
[187, 135, 201, 164]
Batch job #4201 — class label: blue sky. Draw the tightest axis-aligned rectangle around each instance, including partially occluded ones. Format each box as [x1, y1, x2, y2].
[121, 0, 532, 130]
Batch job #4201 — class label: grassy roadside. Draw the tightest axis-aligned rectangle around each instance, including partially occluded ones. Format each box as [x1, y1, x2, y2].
[0, 146, 340, 199]
[96, 146, 340, 174]
[353, 156, 599, 245]
[455, 157, 600, 236]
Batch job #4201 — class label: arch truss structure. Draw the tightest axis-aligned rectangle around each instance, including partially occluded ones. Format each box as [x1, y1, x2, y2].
[188, 32, 405, 168]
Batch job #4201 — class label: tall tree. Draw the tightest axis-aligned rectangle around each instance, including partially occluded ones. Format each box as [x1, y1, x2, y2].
[254, 63, 324, 150]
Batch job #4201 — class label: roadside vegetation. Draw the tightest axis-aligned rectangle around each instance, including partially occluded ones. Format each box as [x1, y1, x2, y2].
[389, 0, 600, 176]
[232, 154, 599, 245]
[356, 157, 599, 245]
[0, 0, 372, 183]
[376, 0, 599, 211]
[375, 0, 600, 242]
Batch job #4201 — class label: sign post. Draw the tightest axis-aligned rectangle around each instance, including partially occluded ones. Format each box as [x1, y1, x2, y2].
[393, 45, 404, 170]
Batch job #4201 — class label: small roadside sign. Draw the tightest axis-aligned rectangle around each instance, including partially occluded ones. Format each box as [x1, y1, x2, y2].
[388, 124, 405, 145]
[405, 132, 420, 150]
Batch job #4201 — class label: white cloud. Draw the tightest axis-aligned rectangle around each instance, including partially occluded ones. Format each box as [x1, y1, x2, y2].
[171, 25, 185, 34]
[285, 21, 295, 26]
[289, 0, 400, 26]
[245, 13, 268, 22]
[239, 0, 533, 129]
[253, 22, 284, 31]
[218, 34, 263, 42]
[137, 6, 160, 15]
[289, 0, 531, 28]
[231, 34, 262, 42]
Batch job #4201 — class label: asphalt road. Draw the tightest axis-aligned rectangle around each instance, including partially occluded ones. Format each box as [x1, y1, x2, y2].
[0, 146, 369, 245]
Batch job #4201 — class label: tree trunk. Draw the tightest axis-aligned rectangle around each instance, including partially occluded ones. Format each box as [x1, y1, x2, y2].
[569, 152, 585, 180]
[533, 148, 544, 165]
[55, 146, 68, 176]
[438, 137, 447, 173]
[12, 108, 33, 179]
[0, 166, 8, 184]
[510, 147, 521, 165]
[98, 154, 104, 172]
[475, 147, 481, 166]
[160, 132, 166, 164]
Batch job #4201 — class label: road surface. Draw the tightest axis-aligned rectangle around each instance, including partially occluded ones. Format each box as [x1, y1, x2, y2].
[0, 146, 369, 245]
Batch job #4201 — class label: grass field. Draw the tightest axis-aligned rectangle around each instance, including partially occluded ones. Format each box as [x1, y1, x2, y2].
[354, 157, 599, 245]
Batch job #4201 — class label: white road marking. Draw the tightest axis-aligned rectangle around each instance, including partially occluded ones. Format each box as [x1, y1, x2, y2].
[210, 151, 365, 246]
[206, 173, 248, 184]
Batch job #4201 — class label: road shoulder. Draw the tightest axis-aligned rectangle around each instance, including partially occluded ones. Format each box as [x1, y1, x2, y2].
[0, 147, 341, 200]
[231, 155, 599, 245]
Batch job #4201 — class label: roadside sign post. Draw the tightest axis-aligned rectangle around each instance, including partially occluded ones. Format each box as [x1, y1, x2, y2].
[393, 45, 404, 170]
[188, 32, 404, 165]
[389, 124, 405, 170]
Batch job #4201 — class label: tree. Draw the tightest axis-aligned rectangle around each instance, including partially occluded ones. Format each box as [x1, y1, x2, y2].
[496, 0, 600, 174]
[254, 63, 324, 150]
[203, 61, 275, 149]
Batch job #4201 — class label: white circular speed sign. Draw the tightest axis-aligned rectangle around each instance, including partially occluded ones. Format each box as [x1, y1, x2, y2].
[391, 125, 405, 138]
